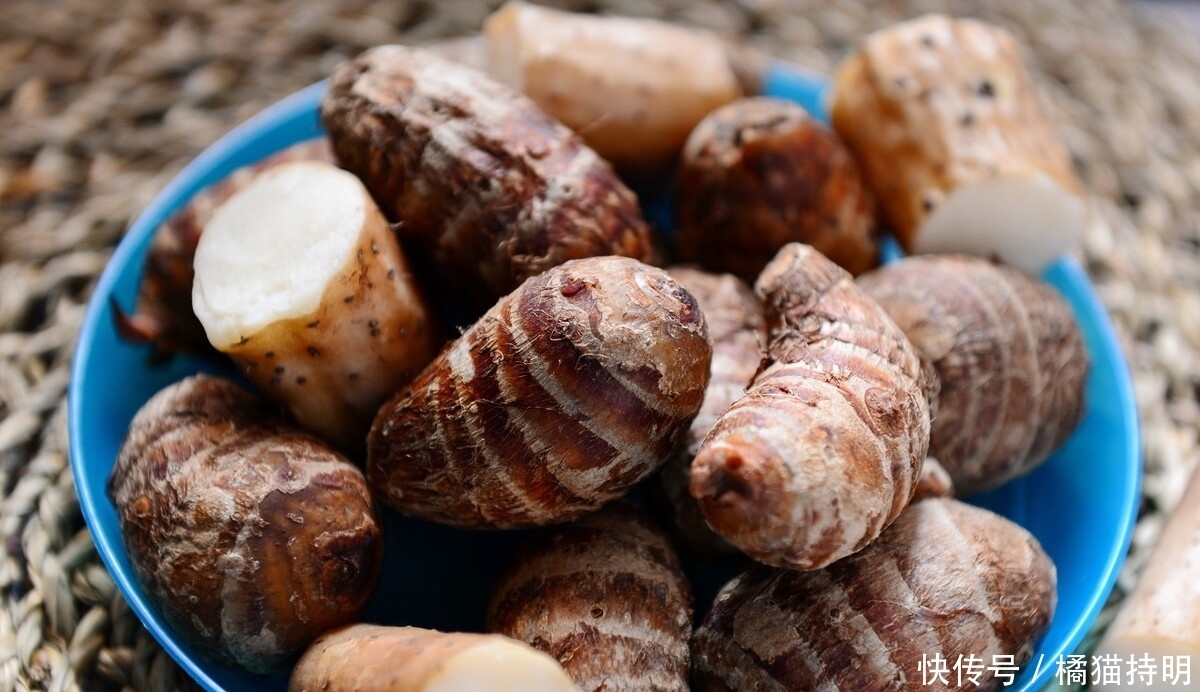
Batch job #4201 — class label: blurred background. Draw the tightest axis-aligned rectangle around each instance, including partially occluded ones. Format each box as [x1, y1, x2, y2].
[2, 1, 1199, 690]
[1145, 0, 1200, 31]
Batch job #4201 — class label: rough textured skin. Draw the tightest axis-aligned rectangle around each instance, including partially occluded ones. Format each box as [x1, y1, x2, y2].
[678, 97, 879, 280]
[107, 375, 383, 674]
[657, 452, 739, 558]
[857, 255, 1089, 496]
[656, 267, 765, 556]
[368, 256, 712, 529]
[912, 456, 955, 501]
[321, 44, 654, 312]
[830, 15, 1083, 252]
[289, 624, 573, 692]
[689, 243, 934, 570]
[487, 503, 693, 692]
[692, 498, 1057, 692]
[112, 138, 335, 356]
[483, 1, 742, 177]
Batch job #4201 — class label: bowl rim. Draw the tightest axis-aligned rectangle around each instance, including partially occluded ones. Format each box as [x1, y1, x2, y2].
[1032, 255, 1143, 677]
[68, 65, 1143, 692]
[68, 80, 328, 692]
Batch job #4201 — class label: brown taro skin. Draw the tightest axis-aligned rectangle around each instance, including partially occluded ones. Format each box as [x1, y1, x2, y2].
[656, 267, 766, 557]
[911, 456, 955, 501]
[677, 97, 879, 282]
[692, 498, 1057, 692]
[367, 255, 712, 530]
[487, 503, 694, 692]
[857, 254, 1090, 496]
[107, 374, 383, 674]
[320, 44, 654, 312]
[689, 243, 934, 571]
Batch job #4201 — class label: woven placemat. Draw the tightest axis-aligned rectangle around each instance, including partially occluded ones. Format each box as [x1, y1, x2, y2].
[2, 0, 1197, 690]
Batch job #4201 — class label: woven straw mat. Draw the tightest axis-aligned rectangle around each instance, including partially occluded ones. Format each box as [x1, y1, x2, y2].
[2, 0, 1197, 690]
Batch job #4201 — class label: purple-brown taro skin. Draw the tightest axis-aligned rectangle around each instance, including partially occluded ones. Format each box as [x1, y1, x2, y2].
[692, 498, 1058, 692]
[689, 242, 935, 571]
[107, 374, 383, 674]
[656, 267, 766, 557]
[857, 254, 1090, 496]
[487, 503, 694, 692]
[677, 96, 880, 282]
[320, 44, 654, 313]
[367, 255, 712, 530]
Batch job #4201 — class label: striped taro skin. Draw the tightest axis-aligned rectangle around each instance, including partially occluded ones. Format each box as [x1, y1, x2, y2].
[657, 267, 766, 557]
[320, 44, 654, 313]
[691, 498, 1057, 692]
[487, 503, 693, 692]
[366, 255, 712, 529]
[107, 374, 383, 674]
[857, 255, 1089, 496]
[690, 242, 935, 570]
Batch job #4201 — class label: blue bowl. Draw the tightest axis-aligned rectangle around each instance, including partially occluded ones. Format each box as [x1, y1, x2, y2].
[69, 64, 1141, 692]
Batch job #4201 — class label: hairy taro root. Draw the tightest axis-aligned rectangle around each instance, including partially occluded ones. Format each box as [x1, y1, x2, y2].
[107, 375, 383, 673]
[191, 161, 442, 453]
[488, 503, 693, 692]
[368, 255, 712, 529]
[678, 97, 880, 280]
[483, 0, 743, 177]
[690, 243, 935, 570]
[858, 254, 1089, 495]
[831, 14, 1085, 272]
[321, 44, 654, 313]
[656, 267, 766, 556]
[692, 498, 1057, 692]
[114, 137, 335, 356]
[289, 624, 577, 692]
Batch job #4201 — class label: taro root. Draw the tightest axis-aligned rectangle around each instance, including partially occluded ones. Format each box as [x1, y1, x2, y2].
[191, 160, 442, 453]
[689, 243, 935, 571]
[656, 267, 765, 557]
[320, 44, 654, 314]
[677, 97, 880, 280]
[830, 14, 1085, 273]
[289, 625, 577, 692]
[107, 374, 383, 674]
[1094, 460, 1200, 688]
[912, 456, 955, 501]
[487, 504, 693, 692]
[692, 498, 1057, 692]
[858, 254, 1089, 495]
[483, 0, 743, 177]
[368, 255, 712, 529]
[113, 137, 334, 356]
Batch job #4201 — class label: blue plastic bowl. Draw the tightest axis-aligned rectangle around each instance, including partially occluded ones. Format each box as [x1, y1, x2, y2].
[69, 64, 1141, 692]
